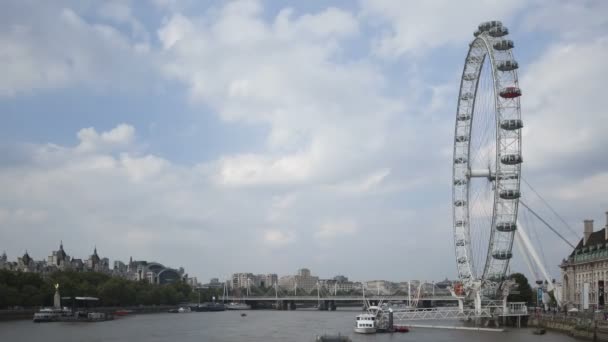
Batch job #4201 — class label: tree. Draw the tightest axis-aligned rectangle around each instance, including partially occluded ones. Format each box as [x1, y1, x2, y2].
[508, 273, 534, 305]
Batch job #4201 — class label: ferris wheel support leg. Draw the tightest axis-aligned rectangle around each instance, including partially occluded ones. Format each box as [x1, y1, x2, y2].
[516, 220, 561, 307]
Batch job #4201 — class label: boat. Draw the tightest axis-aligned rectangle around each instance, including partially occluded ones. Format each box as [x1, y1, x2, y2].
[240, 313, 247, 317]
[225, 302, 252, 310]
[194, 302, 226, 312]
[393, 325, 409, 333]
[178, 306, 191, 313]
[354, 313, 377, 334]
[33, 307, 71, 323]
[114, 309, 133, 316]
[315, 334, 352, 341]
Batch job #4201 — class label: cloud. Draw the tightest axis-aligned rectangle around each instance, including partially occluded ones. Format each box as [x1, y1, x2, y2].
[360, 0, 527, 57]
[76, 124, 135, 153]
[157, 0, 402, 188]
[0, 3, 152, 96]
[314, 219, 358, 240]
[263, 229, 296, 247]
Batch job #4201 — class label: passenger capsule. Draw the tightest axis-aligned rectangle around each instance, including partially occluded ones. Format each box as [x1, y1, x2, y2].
[454, 179, 467, 186]
[496, 222, 517, 232]
[473, 29, 482, 37]
[458, 257, 467, 264]
[497, 60, 518, 71]
[492, 251, 513, 260]
[455, 220, 466, 227]
[499, 86, 522, 99]
[454, 200, 466, 207]
[501, 154, 523, 165]
[456, 239, 465, 246]
[493, 39, 514, 51]
[456, 135, 469, 143]
[457, 114, 471, 121]
[454, 157, 467, 164]
[500, 189, 520, 200]
[500, 119, 523, 130]
[489, 26, 509, 38]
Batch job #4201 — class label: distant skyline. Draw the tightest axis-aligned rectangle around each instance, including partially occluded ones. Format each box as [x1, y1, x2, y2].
[1, 0, 607, 283]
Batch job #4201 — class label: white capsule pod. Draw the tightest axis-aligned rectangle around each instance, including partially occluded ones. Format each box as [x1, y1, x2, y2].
[500, 189, 520, 200]
[496, 222, 517, 232]
[489, 26, 509, 37]
[501, 154, 523, 165]
[492, 250, 513, 260]
[454, 157, 467, 164]
[500, 119, 523, 130]
[497, 60, 518, 71]
[456, 239, 465, 246]
[493, 39, 514, 51]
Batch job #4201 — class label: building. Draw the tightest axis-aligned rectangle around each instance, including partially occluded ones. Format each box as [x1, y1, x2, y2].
[0, 252, 7, 270]
[561, 212, 608, 310]
[201, 278, 224, 289]
[232, 273, 255, 289]
[47, 241, 71, 270]
[365, 280, 396, 295]
[86, 247, 110, 273]
[279, 268, 319, 293]
[128, 258, 186, 285]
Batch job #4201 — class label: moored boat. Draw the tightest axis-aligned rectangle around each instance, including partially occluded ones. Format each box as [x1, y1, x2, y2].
[354, 313, 377, 334]
[225, 302, 251, 310]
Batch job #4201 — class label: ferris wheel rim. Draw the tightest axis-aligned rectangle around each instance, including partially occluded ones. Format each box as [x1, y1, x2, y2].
[452, 21, 522, 296]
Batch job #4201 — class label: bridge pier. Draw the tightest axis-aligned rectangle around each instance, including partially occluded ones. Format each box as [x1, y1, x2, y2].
[289, 301, 296, 310]
[318, 301, 328, 311]
[329, 300, 336, 311]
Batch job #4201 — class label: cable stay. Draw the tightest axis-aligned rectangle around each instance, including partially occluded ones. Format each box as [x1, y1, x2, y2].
[519, 200, 576, 249]
[522, 177, 580, 240]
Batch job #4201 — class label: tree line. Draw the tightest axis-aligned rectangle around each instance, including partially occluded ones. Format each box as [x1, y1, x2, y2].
[0, 270, 219, 309]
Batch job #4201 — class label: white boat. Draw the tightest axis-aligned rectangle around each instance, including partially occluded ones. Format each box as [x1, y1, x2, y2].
[177, 306, 191, 313]
[354, 313, 377, 334]
[33, 307, 71, 322]
[225, 302, 251, 310]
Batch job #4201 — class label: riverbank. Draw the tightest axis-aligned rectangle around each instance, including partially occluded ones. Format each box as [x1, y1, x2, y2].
[0, 305, 175, 321]
[531, 314, 608, 341]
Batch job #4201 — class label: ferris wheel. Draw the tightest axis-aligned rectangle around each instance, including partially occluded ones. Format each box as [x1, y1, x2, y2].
[452, 21, 523, 297]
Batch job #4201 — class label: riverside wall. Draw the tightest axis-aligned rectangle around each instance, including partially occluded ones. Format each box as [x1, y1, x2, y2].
[0, 305, 175, 321]
[530, 314, 608, 341]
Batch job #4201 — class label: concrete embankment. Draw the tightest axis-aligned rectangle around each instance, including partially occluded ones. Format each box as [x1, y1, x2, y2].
[530, 315, 608, 341]
[0, 305, 175, 321]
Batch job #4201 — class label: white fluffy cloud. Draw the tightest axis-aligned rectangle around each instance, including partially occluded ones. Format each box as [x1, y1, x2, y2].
[0, 3, 151, 97]
[157, 0, 403, 188]
[360, 0, 527, 57]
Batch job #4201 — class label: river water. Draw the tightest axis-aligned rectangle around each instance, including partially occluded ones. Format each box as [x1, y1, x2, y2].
[0, 309, 577, 342]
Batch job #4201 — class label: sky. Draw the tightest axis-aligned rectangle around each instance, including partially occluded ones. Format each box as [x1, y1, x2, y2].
[1, 0, 607, 284]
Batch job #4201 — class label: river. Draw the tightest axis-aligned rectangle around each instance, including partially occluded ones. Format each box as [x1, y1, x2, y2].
[0, 309, 577, 342]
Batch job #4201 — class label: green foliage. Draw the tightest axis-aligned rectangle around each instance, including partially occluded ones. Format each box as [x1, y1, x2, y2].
[0, 269, 194, 308]
[507, 272, 534, 305]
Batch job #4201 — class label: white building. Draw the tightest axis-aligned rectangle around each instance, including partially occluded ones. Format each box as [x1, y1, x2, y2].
[561, 212, 608, 310]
